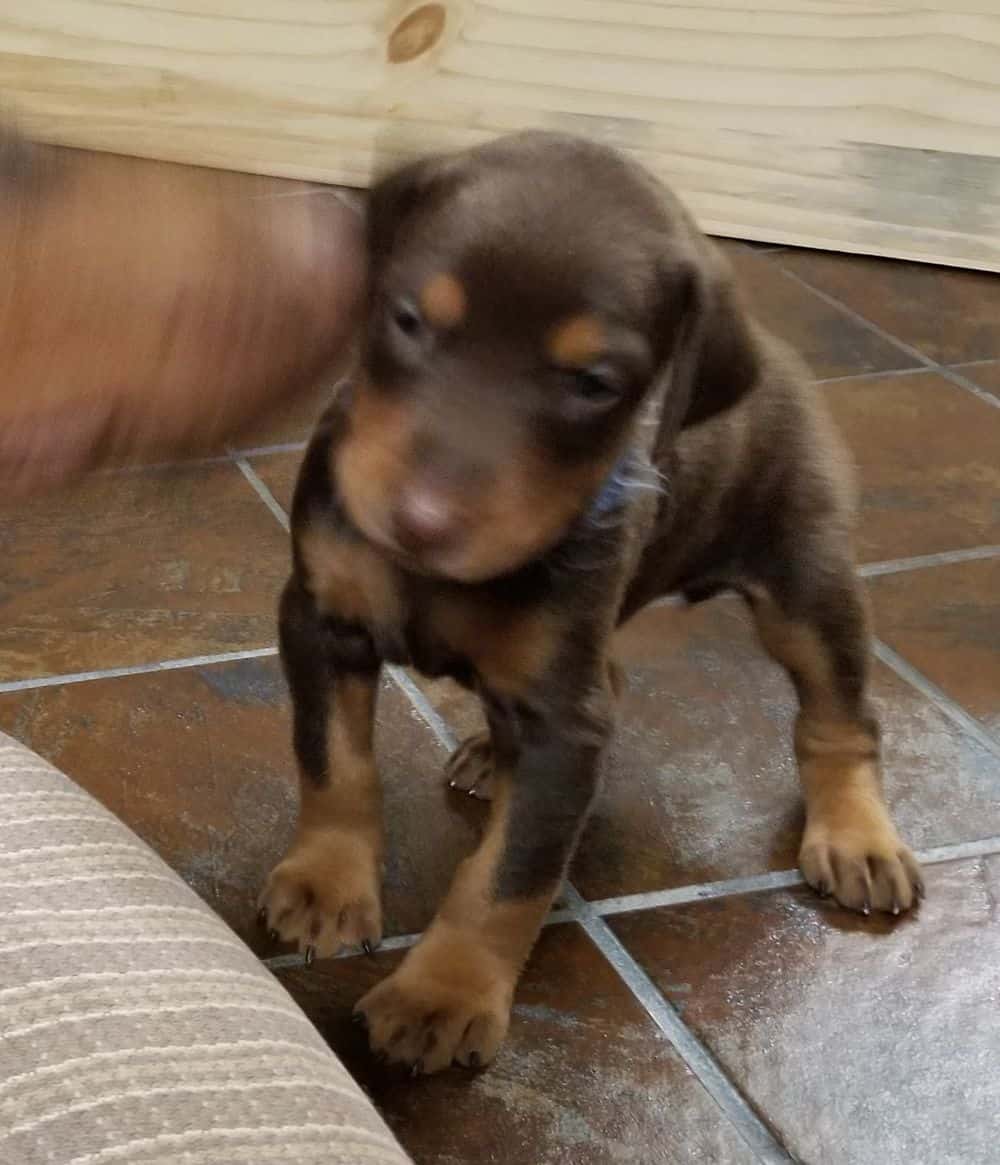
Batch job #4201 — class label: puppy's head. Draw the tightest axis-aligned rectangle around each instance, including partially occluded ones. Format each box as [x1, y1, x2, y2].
[336, 132, 758, 583]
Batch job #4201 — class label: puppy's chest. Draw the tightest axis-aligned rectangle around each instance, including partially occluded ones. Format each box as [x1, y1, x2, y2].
[298, 525, 558, 697]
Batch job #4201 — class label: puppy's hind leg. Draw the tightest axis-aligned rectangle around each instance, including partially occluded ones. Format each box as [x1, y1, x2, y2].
[748, 561, 923, 916]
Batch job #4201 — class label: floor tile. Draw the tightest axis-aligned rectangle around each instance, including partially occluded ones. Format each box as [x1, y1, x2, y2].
[723, 247, 918, 379]
[0, 463, 290, 682]
[952, 360, 1000, 402]
[611, 855, 1000, 1165]
[779, 250, 1000, 364]
[277, 923, 758, 1165]
[429, 599, 1000, 902]
[822, 371, 1000, 561]
[249, 451, 302, 515]
[0, 659, 478, 951]
[868, 558, 1000, 740]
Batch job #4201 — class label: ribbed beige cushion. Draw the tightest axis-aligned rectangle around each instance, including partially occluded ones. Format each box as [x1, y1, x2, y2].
[0, 732, 411, 1165]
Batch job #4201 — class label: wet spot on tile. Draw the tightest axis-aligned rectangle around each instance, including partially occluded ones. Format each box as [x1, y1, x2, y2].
[612, 857, 1000, 1165]
[278, 924, 758, 1164]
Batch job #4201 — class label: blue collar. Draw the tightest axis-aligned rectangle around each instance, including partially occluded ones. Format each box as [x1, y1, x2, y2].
[588, 451, 640, 519]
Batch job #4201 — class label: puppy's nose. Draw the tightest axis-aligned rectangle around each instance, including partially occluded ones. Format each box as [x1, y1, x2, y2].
[392, 487, 460, 554]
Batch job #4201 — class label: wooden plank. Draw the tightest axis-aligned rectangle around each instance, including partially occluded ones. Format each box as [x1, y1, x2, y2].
[2, 1, 1000, 269]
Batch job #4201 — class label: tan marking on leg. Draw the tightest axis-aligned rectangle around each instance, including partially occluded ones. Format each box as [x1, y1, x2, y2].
[547, 314, 606, 367]
[419, 272, 467, 329]
[433, 596, 560, 697]
[260, 675, 384, 955]
[356, 777, 554, 1073]
[752, 594, 922, 915]
[299, 523, 402, 630]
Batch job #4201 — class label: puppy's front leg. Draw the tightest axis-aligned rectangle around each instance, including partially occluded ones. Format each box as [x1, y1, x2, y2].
[259, 577, 384, 958]
[356, 685, 612, 1074]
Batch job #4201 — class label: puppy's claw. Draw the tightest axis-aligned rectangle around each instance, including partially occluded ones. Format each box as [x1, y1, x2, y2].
[411, 1059, 424, 1079]
[257, 907, 267, 927]
[268, 928, 279, 943]
[304, 945, 316, 966]
[361, 939, 375, 957]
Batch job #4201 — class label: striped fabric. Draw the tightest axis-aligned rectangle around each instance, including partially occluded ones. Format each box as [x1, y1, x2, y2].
[0, 732, 411, 1165]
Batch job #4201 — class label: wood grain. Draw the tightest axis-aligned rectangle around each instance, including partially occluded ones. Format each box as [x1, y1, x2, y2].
[2, 1, 1000, 269]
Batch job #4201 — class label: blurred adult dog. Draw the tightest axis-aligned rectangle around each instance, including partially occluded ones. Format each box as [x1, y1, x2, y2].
[0, 126, 362, 494]
[260, 131, 922, 1074]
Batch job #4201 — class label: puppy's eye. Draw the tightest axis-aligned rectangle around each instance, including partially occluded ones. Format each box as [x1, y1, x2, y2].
[391, 300, 424, 339]
[569, 364, 622, 406]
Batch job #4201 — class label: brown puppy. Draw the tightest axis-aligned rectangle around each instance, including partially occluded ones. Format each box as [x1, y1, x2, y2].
[259, 132, 922, 1074]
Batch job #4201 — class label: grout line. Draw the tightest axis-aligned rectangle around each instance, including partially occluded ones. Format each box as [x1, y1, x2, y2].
[263, 933, 420, 971]
[582, 835, 1000, 920]
[813, 366, 929, 386]
[859, 545, 1000, 578]
[562, 887, 795, 1164]
[5, 539, 996, 695]
[778, 267, 934, 367]
[229, 440, 308, 460]
[935, 364, 1000, 410]
[98, 441, 308, 482]
[0, 648, 279, 694]
[873, 639, 1000, 761]
[264, 905, 582, 972]
[235, 458, 291, 533]
[272, 831, 1000, 971]
[914, 836, 1000, 865]
[777, 264, 1000, 410]
[589, 870, 806, 918]
[102, 452, 234, 478]
[946, 357, 1000, 371]
[387, 667, 459, 752]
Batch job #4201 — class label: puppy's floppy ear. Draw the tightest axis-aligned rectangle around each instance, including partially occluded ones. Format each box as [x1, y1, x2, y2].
[661, 240, 760, 428]
[366, 151, 467, 267]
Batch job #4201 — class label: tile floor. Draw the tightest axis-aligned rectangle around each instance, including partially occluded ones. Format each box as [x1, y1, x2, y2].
[2, 236, 999, 1165]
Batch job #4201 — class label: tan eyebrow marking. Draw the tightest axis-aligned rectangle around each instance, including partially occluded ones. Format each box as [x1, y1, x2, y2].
[547, 315, 606, 366]
[419, 272, 467, 329]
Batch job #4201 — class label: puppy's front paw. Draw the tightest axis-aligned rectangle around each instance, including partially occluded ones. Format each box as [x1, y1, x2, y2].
[800, 802, 923, 915]
[445, 732, 496, 800]
[355, 927, 513, 1074]
[259, 829, 382, 958]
